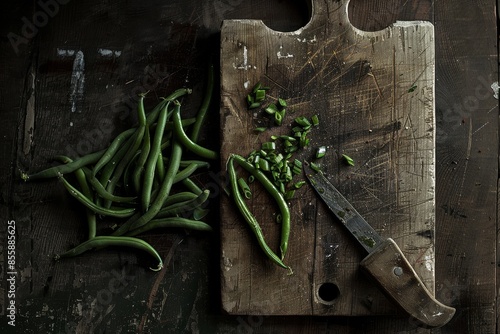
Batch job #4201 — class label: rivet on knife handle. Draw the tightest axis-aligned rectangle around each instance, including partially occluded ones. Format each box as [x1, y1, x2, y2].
[360, 238, 456, 328]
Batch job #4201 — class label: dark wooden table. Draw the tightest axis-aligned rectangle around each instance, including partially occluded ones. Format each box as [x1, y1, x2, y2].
[1, 1, 497, 333]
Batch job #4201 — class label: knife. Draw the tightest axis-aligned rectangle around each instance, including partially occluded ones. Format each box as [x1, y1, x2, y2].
[304, 163, 456, 328]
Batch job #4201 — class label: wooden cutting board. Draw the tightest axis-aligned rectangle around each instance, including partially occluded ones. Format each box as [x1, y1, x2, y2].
[219, 0, 435, 316]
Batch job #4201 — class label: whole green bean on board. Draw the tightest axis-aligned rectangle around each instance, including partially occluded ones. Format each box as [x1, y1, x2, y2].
[231, 154, 291, 261]
[227, 155, 290, 271]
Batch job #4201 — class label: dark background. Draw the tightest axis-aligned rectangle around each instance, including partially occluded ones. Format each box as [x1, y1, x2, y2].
[0, 0, 497, 333]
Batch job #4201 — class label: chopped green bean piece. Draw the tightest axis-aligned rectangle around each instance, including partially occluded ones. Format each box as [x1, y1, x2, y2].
[316, 146, 327, 158]
[311, 114, 319, 126]
[262, 141, 276, 151]
[249, 102, 261, 109]
[294, 181, 306, 189]
[284, 190, 295, 200]
[254, 127, 267, 133]
[265, 104, 278, 115]
[238, 177, 252, 199]
[252, 82, 262, 93]
[255, 89, 266, 102]
[342, 154, 355, 166]
[278, 98, 287, 108]
[310, 162, 321, 172]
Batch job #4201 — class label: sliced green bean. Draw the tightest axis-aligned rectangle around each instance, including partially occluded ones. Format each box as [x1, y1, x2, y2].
[227, 155, 289, 271]
[125, 217, 212, 237]
[92, 128, 135, 177]
[172, 103, 218, 160]
[190, 63, 214, 143]
[22, 148, 106, 181]
[59, 176, 135, 218]
[238, 177, 252, 199]
[54, 235, 163, 271]
[231, 154, 291, 261]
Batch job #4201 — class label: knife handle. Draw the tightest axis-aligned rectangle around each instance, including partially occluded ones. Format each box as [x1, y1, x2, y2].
[360, 238, 456, 328]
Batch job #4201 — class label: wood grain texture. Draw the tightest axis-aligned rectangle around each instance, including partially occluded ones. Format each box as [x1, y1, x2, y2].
[220, 0, 437, 316]
[0, 0, 496, 332]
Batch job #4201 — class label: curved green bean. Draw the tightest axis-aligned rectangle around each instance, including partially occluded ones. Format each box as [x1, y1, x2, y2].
[172, 103, 218, 160]
[125, 217, 212, 237]
[231, 154, 291, 261]
[59, 176, 135, 218]
[55, 156, 97, 239]
[92, 128, 135, 177]
[172, 163, 199, 184]
[227, 155, 290, 271]
[162, 192, 199, 207]
[81, 167, 136, 203]
[181, 177, 203, 196]
[156, 189, 210, 218]
[132, 126, 151, 194]
[190, 63, 214, 143]
[54, 235, 163, 271]
[142, 102, 169, 212]
[146, 88, 191, 126]
[22, 148, 106, 181]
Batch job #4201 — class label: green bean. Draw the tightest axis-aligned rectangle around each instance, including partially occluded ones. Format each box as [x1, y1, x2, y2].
[231, 154, 291, 261]
[81, 167, 136, 203]
[163, 158, 210, 169]
[127, 140, 183, 233]
[125, 217, 212, 237]
[54, 235, 163, 271]
[156, 189, 210, 218]
[97, 134, 136, 207]
[162, 192, 198, 207]
[92, 128, 135, 177]
[181, 177, 203, 196]
[142, 102, 169, 212]
[55, 156, 97, 239]
[59, 176, 135, 218]
[123, 151, 140, 194]
[172, 103, 218, 160]
[173, 163, 199, 184]
[22, 148, 106, 181]
[146, 88, 192, 126]
[156, 151, 165, 182]
[190, 63, 214, 143]
[238, 177, 252, 199]
[133, 126, 151, 194]
[227, 155, 289, 270]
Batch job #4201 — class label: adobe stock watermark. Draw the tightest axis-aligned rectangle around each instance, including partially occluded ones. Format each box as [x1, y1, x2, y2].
[436, 75, 497, 143]
[63, 264, 137, 334]
[7, 0, 72, 55]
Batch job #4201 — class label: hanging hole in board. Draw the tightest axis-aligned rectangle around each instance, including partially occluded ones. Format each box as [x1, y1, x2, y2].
[316, 282, 340, 305]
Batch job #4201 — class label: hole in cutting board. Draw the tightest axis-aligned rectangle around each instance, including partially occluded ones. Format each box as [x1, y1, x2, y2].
[223, 0, 311, 32]
[317, 282, 341, 305]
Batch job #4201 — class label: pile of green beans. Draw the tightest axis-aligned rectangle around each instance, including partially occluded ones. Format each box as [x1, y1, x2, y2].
[23, 66, 217, 271]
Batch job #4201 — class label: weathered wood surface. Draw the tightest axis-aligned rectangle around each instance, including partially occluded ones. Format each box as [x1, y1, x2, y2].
[220, 0, 437, 316]
[0, 0, 497, 333]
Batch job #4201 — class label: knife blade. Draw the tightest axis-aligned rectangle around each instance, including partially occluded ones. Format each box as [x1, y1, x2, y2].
[304, 163, 456, 328]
